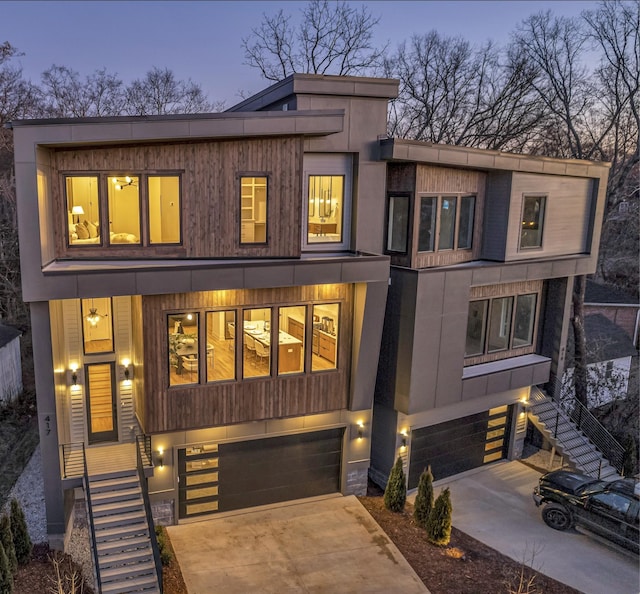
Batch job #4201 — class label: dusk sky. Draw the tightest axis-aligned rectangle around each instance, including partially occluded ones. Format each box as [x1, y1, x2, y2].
[5, 1, 599, 106]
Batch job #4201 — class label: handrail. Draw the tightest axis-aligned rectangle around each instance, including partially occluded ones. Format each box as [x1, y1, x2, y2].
[535, 387, 625, 476]
[559, 397, 625, 474]
[60, 442, 85, 479]
[136, 434, 163, 593]
[81, 444, 102, 594]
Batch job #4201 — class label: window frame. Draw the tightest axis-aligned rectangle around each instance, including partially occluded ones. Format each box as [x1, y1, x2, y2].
[465, 291, 540, 359]
[519, 194, 546, 250]
[416, 193, 476, 254]
[63, 171, 184, 249]
[306, 174, 346, 246]
[168, 312, 200, 387]
[239, 174, 269, 246]
[385, 193, 412, 254]
[81, 297, 114, 355]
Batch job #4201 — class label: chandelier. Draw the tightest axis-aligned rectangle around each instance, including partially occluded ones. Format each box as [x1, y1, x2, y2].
[112, 176, 137, 191]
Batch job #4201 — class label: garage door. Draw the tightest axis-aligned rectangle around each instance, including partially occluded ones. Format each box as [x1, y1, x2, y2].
[178, 428, 343, 519]
[408, 405, 512, 489]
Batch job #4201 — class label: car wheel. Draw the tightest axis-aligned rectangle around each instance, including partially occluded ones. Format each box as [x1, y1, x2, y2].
[542, 503, 573, 530]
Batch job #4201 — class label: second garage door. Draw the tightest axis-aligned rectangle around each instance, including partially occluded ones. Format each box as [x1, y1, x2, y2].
[178, 427, 344, 519]
[408, 405, 512, 489]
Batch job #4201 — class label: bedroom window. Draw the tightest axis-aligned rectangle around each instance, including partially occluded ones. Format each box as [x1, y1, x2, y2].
[108, 176, 141, 245]
[66, 176, 101, 245]
[149, 176, 181, 244]
[520, 195, 546, 249]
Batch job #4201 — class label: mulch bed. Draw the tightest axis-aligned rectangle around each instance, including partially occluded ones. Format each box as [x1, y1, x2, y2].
[358, 496, 582, 594]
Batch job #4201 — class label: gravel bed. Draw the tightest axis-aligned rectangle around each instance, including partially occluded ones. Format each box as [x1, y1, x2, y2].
[3, 445, 95, 587]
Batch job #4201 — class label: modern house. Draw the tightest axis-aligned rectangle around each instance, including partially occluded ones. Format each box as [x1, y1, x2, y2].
[10, 73, 614, 588]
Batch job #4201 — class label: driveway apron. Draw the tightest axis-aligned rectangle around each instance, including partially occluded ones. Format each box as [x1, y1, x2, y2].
[167, 494, 429, 594]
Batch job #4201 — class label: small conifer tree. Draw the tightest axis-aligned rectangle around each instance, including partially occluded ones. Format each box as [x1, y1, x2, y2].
[413, 466, 434, 529]
[9, 500, 31, 565]
[0, 541, 13, 594]
[383, 456, 407, 512]
[426, 487, 452, 546]
[0, 517, 16, 575]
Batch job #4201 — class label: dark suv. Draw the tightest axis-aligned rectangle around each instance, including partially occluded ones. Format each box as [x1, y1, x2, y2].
[533, 470, 639, 554]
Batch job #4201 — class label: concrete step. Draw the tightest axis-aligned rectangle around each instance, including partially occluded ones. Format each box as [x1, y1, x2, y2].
[89, 469, 139, 483]
[101, 573, 159, 593]
[91, 486, 142, 505]
[93, 499, 144, 517]
[90, 475, 139, 494]
[95, 522, 149, 543]
[564, 443, 597, 458]
[96, 534, 151, 555]
[99, 548, 153, 570]
[101, 559, 156, 582]
[94, 510, 147, 530]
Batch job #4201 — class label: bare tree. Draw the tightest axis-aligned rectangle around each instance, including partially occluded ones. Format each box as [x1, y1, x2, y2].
[386, 32, 543, 151]
[124, 67, 216, 115]
[242, 0, 385, 81]
[40, 65, 126, 117]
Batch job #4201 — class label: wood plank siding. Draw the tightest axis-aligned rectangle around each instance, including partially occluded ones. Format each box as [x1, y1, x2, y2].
[50, 137, 303, 259]
[385, 163, 486, 269]
[140, 284, 353, 433]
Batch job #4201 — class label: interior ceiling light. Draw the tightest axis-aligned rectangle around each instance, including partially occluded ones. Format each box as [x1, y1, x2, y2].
[112, 176, 137, 191]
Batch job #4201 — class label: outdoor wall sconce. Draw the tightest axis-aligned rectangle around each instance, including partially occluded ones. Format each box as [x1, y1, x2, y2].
[121, 359, 133, 382]
[69, 365, 79, 386]
[157, 448, 164, 468]
[357, 421, 365, 440]
[400, 429, 408, 449]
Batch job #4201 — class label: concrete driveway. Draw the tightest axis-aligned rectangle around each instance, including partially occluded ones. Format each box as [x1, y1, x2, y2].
[166, 494, 428, 594]
[418, 461, 639, 594]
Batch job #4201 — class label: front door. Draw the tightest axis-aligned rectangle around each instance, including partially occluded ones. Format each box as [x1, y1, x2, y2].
[86, 362, 118, 443]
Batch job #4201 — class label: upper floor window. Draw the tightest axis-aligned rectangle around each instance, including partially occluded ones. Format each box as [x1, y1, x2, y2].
[65, 173, 181, 248]
[240, 176, 267, 244]
[418, 194, 476, 253]
[465, 293, 538, 357]
[520, 195, 546, 249]
[81, 297, 113, 354]
[307, 175, 344, 245]
[387, 195, 410, 253]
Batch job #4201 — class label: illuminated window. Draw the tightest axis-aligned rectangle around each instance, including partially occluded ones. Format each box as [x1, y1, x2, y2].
[148, 176, 181, 244]
[312, 304, 339, 371]
[81, 298, 113, 354]
[168, 313, 199, 386]
[307, 175, 344, 244]
[240, 176, 267, 244]
[205, 311, 235, 382]
[108, 176, 141, 244]
[243, 308, 271, 378]
[66, 176, 100, 246]
[278, 306, 305, 375]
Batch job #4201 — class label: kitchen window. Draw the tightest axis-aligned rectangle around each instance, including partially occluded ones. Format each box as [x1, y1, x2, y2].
[417, 194, 476, 253]
[168, 312, 199, 386]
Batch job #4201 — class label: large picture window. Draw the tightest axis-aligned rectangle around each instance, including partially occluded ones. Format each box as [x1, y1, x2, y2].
[417, 194, 476, 253]
[520, 195, 546, 249]
[205, 311, 235, 382]
[64, 172, 182, 248]
[168, 313, 199, 386]
[307, 175, 344, 244]
[465, 292, 538, 357]
[243, 308, 271, 378]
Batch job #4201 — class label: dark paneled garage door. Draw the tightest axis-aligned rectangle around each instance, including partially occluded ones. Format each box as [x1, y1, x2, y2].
[178, 428, 343, 519]
[408, 405, 512, 489]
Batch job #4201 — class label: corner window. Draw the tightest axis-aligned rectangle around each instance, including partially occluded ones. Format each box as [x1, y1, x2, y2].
[82, 298, 113, 354]
[417, 194, 476, 253]
[108, 176, 141, 244]
[465, 292, 539, 357]
[240, 176, 267, 244]
[168, 313, 199, 386]
[520, 195, 546, 249]
[66, 176, 101, 245]
[312, 304, 339, 371]
[307, 175, 344, 244]
[148, 176, 181, 244]
[386, 195, 410, 253]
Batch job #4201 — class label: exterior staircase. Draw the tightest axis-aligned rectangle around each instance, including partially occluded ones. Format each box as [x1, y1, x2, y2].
[88, 470, 161, 594]
[527, 388, 623, 481]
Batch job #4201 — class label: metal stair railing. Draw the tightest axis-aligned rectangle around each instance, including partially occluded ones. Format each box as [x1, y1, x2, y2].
[60, 442, 85, 478]
[80, 444, 102, 594]
[136, 434, 163, 593]
[533, 387, 625, 476]
[558, 396, 625, 475]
